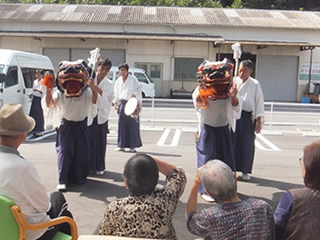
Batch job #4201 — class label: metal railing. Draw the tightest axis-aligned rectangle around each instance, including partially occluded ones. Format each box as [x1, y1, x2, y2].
[142, 98, 320, 112]
[135, 99, 320, 131]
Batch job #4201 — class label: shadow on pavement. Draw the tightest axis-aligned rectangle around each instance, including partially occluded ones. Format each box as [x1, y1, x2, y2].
[65, 170, 166, 203]
[237, 176, 304, 210]
[135, 151, 182, 158]
[247, 176, 304, 191]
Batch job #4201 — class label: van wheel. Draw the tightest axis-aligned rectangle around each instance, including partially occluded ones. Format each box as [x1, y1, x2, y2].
[142, 92, 146, 98]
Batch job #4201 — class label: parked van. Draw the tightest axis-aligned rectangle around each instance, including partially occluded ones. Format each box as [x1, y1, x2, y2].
[107, 66, 155, 98]
[0, 49, 55, 113]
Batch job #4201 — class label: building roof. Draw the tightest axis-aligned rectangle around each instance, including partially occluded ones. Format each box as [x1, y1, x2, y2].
[0, 4, 320, 29]
[0, 4, 319, 47]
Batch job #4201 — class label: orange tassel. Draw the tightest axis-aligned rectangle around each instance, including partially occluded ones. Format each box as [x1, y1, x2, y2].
[41, 74, 56, 108]
[41, 74, 55, 89]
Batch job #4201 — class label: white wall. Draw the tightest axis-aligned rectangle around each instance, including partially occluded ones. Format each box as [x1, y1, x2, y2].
[0, 31, 318, 99]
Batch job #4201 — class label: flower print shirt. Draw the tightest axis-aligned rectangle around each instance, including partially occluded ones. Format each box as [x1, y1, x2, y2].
[187, 198, 275, 240]
[100, 168, 187, 240]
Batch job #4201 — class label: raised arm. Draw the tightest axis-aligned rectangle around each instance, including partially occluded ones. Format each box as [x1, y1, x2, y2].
[88, 78, 98, 104]
[229, 84, 239, 107]
[45, 89, 52, 107]
[152, 156, 179, 176]
[186, 168, 202, 215]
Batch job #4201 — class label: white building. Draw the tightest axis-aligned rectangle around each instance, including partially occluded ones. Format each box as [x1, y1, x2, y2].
[0, 3, 320, 100]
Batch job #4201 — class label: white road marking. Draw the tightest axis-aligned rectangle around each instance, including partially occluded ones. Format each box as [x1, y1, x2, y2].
[157, 128, 171, 146]
[255, 133, 281, 151]
[171, 128, 182, 146]
[157, 128, 181, 147]
[25, 130, 56, 142]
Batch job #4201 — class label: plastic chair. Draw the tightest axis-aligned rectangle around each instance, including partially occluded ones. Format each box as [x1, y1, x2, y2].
[0, 194, 78, 240]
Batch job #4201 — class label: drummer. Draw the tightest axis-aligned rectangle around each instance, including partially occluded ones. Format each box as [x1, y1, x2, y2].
[113, 63, 142, 153]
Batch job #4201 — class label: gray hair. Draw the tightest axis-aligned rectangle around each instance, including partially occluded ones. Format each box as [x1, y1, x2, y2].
[240, 59, 254, 70]
[199, 160, 237, 203]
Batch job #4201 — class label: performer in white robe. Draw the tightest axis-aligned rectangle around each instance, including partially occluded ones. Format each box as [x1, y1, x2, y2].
[88, 57, 114, 175]
[113, 63, 142, 153]
[29, 69, 45, 136]
[233, 59, 264, 181]
[193, 84, 242, 202]
[43, 60, 97, 191]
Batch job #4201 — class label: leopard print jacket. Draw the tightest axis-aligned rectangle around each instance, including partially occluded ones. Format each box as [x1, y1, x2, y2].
[100, 168, 187, 239]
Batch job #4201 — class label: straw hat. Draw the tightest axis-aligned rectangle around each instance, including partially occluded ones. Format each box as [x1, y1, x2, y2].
[0, 103, 35, 136]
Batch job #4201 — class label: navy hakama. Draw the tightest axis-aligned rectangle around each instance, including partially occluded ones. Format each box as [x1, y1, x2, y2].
[56, 118, 90, 185]
[197, 124, 235, 194]
[89, 116, 109, 172]
[234, 111, 256, 174]
[117, 100, 142, 149]
[29, 96, 44, 133]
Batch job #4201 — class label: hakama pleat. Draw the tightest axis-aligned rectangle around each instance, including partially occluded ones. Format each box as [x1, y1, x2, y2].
[196, 124, 235, 194]
[29, 96, 44, 132]
[56, 118, 90, 184]
[234, 111, 255, 174]
[117, 100, 142, 149]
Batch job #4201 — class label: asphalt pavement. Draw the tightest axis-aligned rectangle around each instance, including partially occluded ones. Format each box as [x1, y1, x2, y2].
[20, 112, 320, 239]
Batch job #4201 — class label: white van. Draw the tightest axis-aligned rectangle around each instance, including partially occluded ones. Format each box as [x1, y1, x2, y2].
[107, 66, 155, 98]
[0, 49, 55, 113]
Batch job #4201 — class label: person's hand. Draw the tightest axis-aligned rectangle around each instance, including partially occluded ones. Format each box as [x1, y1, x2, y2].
[88, 78, 95, 88]
[229, 84, 238, 97]
[114, 103, 118, 110]
[255, 119, 262, 133]
[194, 167, 202, 186]
[33, 89, 43, 93]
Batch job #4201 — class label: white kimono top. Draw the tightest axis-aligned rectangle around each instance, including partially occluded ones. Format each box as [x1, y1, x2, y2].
[95, 77, 114, 124]
[31, 78, 46, 98]
[42, 88, 97, 129]
[234, 76, 264, 119]
[192, 86, 242, 132]
[113, 74, 142, 104]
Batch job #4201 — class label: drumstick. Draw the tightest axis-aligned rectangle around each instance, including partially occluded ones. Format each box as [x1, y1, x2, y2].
[87, 48, 100, 84]
[231, 42, 241, 83]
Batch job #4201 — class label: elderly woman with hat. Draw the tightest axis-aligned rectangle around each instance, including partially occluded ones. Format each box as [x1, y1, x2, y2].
[0, 103, 73, 240]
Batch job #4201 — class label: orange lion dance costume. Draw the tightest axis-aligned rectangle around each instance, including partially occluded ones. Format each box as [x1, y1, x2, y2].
[196, 59, 234, 109]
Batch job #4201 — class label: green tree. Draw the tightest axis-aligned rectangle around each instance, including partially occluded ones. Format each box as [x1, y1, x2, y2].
[5, 0, 320, 10]
[230, 0, 243, 8]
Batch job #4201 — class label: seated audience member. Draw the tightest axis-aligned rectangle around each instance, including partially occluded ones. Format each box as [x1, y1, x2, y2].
[186, 159, 275, 240]
[0, 103, 73, 240]
[274, 141, 320, 240]
[100, 153, 187, 240]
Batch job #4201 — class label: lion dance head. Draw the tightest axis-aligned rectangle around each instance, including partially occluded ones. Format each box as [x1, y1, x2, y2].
[56, 60, 89, 97]
[196, 58, 234, 109]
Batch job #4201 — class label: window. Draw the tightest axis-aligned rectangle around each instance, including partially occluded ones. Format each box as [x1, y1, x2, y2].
[133, 72, 149, 84]
[107, 70, 120, 81]
[21, 68, 55, 88]
[0, 64, 4, 74]
[21, 68, 35, 88]
[150, 64, 161, 78]
[174, 58, 204, 81]
[136, 64, 147, 72]
[5, 66, 18, 88]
